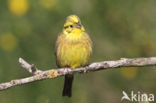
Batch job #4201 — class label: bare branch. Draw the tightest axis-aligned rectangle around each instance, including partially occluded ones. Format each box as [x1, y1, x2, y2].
[0, 57, 156, 91]
[19, 58, 42, 74]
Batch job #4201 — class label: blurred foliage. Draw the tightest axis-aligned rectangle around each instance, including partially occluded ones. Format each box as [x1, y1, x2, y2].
[0, 0, 156, 103]
[120, 67, 138, 80]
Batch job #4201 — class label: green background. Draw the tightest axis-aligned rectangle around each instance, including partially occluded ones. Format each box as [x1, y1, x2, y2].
[0, 0, 155, 103]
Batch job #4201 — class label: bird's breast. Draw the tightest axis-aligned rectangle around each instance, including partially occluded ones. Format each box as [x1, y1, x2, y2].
[57, 38, 91, 69]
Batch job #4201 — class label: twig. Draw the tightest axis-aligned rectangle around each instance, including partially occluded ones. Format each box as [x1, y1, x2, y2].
[0, 57, 156, 91]
[19, 58, 42, 74]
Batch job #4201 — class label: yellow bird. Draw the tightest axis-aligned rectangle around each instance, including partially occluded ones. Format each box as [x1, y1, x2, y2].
[55, 15, 92, 97]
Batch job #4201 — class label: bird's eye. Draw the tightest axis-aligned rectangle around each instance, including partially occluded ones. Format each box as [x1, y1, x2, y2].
[70, 25, 73, 28]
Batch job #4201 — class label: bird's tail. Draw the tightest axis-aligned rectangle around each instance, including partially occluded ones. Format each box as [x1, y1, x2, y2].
[62, 75, 74, 97]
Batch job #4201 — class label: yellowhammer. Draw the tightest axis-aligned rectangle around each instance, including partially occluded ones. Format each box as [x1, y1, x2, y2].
[55, 15, 92, 97]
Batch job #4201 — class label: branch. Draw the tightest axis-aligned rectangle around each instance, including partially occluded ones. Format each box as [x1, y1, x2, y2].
[0, 57, 156, 91]
[19, 58, 42, 74]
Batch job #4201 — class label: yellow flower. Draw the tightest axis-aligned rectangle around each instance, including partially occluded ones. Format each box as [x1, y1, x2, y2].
[0, 33, 18, 51]
[39, 0, 56, 9]
[120, 67, 138, 79]
[8, 0, 29, 16]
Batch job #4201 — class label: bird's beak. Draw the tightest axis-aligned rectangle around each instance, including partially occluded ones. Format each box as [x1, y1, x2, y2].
[76, 23, 82, 28]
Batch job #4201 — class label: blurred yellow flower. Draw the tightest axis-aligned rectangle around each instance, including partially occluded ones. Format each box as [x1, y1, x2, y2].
[8, 0, 29, 16]
[0, 33, 18, 51]
[120, 67, 138, 79]
[39, 0, 56, 9]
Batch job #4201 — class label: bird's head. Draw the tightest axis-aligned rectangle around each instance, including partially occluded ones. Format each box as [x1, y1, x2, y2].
[63, 15, 85, 35]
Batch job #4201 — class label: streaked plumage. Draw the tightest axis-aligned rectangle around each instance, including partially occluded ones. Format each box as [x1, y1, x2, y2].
[55, 15, 92, 97]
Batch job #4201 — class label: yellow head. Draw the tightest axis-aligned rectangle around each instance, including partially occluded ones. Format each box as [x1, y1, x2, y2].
[63, 15, 85, 36]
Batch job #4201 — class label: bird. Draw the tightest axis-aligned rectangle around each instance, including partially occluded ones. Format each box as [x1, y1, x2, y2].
[55, 15, 92, 97]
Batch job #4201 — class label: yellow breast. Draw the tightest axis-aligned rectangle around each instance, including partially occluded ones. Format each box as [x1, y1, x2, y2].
[56, 32, 92, 69]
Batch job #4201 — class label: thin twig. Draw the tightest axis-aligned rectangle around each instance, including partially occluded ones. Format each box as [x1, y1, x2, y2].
[19, 58, 42, 74]
[0, 57, 156, 91]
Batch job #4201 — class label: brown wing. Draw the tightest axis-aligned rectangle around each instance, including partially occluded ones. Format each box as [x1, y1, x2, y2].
[84, 32, 93, 54]
[54, 33, 65, 67]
